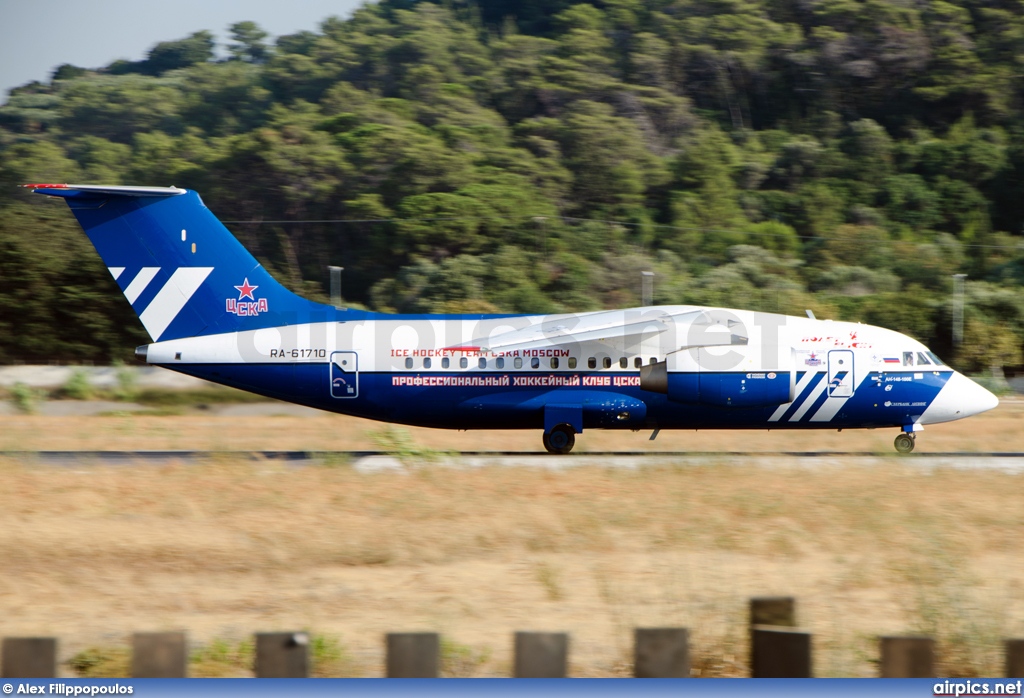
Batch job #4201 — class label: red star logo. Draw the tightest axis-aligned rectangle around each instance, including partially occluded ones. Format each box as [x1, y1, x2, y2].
[234, 278, 258, 300]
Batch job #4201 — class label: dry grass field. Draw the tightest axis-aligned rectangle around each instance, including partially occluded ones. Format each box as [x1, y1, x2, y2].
[1, 401, 1023, 677]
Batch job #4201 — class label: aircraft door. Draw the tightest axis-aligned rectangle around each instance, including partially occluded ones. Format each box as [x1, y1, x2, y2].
[827, 350, 854, 397]
[330, 351, 359, 398]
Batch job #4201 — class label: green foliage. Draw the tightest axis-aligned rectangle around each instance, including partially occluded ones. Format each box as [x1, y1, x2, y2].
[189, 637, 254, 678]
[309, 633, 361, 677]
[110, 31, 215, 77]
[68, 646, 130, 678]
[369, 426, 452, 462]
[10, 382, 41, 414]
[52, 64, 88, 81]
[228, 22, 271, 64]
[440, 638, 491, 677]
[3, 0, 1024, 371]
[61, 369, 94, 400]
[113, 361, 139, 402]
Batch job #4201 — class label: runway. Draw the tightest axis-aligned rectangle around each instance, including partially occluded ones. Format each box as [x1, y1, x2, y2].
[5, 450, 1024, 472]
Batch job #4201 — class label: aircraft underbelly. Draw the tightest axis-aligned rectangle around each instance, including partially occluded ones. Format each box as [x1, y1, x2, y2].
[165, 363, 951, 432]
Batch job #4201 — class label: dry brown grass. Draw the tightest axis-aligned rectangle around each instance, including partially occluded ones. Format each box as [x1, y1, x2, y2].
[1, 411, 1023, 676]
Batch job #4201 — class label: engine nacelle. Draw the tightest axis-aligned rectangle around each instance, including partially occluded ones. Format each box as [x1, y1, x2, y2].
[640, 361, 791, 408]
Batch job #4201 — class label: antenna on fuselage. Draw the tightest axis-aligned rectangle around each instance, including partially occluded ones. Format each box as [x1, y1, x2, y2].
[805, 309, 816, 320]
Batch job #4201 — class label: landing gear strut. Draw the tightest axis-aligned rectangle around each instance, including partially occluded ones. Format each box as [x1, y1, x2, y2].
[543, 424, 576, 454]
[894, 432, 916, 454]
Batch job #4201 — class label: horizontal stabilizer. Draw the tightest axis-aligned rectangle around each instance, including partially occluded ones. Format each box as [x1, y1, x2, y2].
[21, 184, 186, 198]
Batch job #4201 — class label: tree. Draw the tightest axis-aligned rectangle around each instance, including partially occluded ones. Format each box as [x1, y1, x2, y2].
[228, 21, 271, 63]
[52, 64, 87, 81]
[143, 31, 215, 75]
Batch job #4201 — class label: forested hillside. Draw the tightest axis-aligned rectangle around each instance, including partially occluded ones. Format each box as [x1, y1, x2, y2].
[2, 0, 1024, 372]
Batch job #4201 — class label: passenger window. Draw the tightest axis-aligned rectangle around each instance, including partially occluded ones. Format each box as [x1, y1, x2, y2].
[568, 357, 577, 369]
[603, 357, 612, 369]
[514, 357, 523, 369]
[460, 356, 468, 369]
[588, 357, 596, 369]
[423, 357, 431, 369]
[531, 357, 540, 369]
[619, 357, 628, 369]
[405, 357, 413, 369]
[479, 357, 487, 369]
[649, 357, 657, 365]
[917, 352, 931, 365]
[903, 352, 914, 366]
[442, 357, 450, 369]
[496, 357, 505, 369]
[634, 357, 642, 368]
[551, 357, 559, 369]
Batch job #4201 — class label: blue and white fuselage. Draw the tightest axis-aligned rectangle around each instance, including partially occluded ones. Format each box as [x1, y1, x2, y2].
[140, 310, 995, 442]
[24, 183, 998, 453]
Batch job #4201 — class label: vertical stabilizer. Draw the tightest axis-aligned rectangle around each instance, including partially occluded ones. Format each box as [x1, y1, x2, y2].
[23, 184, 364, 341]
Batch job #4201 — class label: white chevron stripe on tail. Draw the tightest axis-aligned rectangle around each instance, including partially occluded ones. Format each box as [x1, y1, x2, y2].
[139, 267, 214, 341]
[108, 267, 125, 280]
[123, 267, 160, 304]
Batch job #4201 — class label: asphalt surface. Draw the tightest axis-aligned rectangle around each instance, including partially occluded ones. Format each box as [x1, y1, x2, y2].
[4, 450, 1024, 472]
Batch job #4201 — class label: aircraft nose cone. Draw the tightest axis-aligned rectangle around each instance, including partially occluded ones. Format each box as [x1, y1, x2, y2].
[920, 372, 1000, 424]
[959, 373, 1000, 417]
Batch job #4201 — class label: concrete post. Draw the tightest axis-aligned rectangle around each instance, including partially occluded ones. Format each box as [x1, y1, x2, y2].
[514, 632, 568, 678]
[641, 271, 654, 307]
[329, 266, 344, 307]
[1006, 639, 1024, 678]
[385, 633, 439, 678]
[750, 626, 812, 678]
[749, 597, 797, 677]
[254, 632, 309, 678]
[1, 638, 57, 678]
[131, 632, 187, 678]
[634, 627, 689, 678]
[879, 636, 935, 678]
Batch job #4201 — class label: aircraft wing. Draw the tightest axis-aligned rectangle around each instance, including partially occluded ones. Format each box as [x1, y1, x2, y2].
[450, 308, 746, 354]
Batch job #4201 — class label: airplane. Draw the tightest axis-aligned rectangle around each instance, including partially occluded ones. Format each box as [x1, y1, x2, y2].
[21, 183, 999, 454]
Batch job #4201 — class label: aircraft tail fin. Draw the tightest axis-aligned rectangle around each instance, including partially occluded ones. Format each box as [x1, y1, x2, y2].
[23, 184, 351, 342]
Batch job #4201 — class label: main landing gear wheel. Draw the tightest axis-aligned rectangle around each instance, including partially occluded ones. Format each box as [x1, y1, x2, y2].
[894, 433, 916, 454]
[543, 424, 576, 454]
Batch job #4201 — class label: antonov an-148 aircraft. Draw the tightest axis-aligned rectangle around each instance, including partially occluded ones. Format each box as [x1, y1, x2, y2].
[23, 183, 999, 453]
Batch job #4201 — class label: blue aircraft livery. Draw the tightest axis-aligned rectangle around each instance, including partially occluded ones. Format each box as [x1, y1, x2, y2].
[23, 183, 999, 453]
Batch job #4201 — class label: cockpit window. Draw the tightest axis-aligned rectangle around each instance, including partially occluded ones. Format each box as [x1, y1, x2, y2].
[927, 351, 947, 367]
[916, 352, 931, 365]
[903, 352, 914, 366]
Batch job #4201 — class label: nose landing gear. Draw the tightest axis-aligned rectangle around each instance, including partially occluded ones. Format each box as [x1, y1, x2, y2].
[543, 424, 576, 454]
[894, 432, 916, 453]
